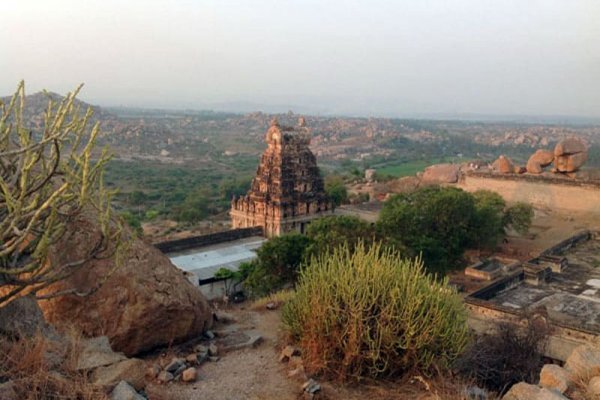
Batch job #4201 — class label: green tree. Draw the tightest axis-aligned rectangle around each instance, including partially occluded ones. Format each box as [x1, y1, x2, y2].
[305, 215, 375, 257]
[324, 175, 348, 207]
[282, 243, 469, 379]
[0, 82, 122, 305]
[243, 234, 312, 296]
[377, 186, 477, 274]
[471, 190, 507, 249]
[121, 211, 143, 236]
[503, 202, 534, 235]
[175, 189, 209, 223]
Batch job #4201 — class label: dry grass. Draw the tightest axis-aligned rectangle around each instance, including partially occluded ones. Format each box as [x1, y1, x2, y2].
[0, 332, 108, 400]
[249, 289, 295, 311]
[568, 368, 600, 400]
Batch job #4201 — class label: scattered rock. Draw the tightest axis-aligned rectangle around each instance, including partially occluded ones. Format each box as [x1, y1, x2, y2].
[266, 302, 278, 310]
[157, 371, 174, 384]
[208, 343, 218, 356]
[39, 217, 214, 356]
[194, 344, 208, 353]
[182, 367, 197, 383]
[209, 356, 220, 362]
[110, 380, 145, 400]
[221, 335, 262, 352]
[302, 378, 321, 394]
[185, 353, 199, 365]
[279, 345, 301, 362]
[146, 364, 161, 379]
[421, 163, 460, 184]
[204, 330, 216, 340]
[492, 155, 515, 174]
[76, 336, 127, 371]
[165, 358, 186, 374]
[172, 364, 187, 379]
[91, 358, 147, 391]
[464, 385, 488, 400]
[564, 345, 600, 377]
[539, 364, 571, 393]
[502, 382, 540, 399]
[0, 295, 53, 339]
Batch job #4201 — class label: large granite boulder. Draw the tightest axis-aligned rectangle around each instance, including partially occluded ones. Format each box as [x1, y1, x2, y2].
[526, 150, 554, 174]
[492, 155, 515, 174]
[554, 138, 588, 173]
[421, 163, 460, 184]
[39, 213, 213, 356]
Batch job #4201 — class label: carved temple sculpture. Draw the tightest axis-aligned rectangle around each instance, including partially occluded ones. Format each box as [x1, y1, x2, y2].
[230, 117, 333, 237]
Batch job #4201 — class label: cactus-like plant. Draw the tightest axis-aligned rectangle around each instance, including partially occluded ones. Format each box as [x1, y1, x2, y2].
[0, 81, 122, 306]
[282, 243, 469, 380]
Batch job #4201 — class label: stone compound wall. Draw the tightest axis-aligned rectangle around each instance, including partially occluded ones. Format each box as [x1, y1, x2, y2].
[155, 227, 263, 254]
[457, 172, 600, 215]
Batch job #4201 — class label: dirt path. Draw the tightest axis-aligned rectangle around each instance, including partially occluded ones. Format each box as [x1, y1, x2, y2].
[145, 308, 299, 400]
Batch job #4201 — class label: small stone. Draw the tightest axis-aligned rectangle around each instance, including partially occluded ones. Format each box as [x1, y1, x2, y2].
[464, 386, 488, 400]
[279, 345, 300, 362]
[173, 364, 187, 379]
[186, 353, 198, 365]
[165, 358, 185, 373]
[204, 330, 215, 340]
[208, 343, 218, 356]
[194, 344, 208, 353]
[209, 356, 220, 362]
[302, 378, 321, 394]
[146, 364, 161, 379]
[539, 364, 572, 394]
[182, 367, 197, 383]
[266, 302, 278, 310]
[588, 376, 600, 397]
[502, 382, 540, 399]
[157, 371, 174, 384]
[110, 380, 145, 400]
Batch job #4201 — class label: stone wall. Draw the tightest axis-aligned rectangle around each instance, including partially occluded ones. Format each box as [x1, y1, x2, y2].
[457, 173, 600, 214]
[155, 227, 263, 254]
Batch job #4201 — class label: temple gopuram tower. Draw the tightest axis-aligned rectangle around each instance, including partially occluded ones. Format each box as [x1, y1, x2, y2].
[230, 117, 333, 237]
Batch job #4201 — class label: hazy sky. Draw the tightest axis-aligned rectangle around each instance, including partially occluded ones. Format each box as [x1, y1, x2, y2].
[1, 0, 599, 117]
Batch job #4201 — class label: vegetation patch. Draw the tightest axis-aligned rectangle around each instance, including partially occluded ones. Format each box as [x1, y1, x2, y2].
[282, 243, 469, 380]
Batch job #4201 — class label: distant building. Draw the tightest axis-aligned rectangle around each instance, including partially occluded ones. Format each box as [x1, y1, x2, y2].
[230, 117, 333, 237]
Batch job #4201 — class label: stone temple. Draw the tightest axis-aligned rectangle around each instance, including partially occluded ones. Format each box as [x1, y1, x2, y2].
[230, 117, 333, 237]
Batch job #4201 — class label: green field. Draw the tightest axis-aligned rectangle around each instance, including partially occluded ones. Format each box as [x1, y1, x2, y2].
[376, 160, 432, 177]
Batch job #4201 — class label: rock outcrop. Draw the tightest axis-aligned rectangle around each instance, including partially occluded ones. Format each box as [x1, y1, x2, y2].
[503, 344, 600, 399]
[554, 138, 588, 173]
[421, 163, 460, 184]
[492, 155, 515, 174]
[527, 149, 555, 174]
[39, 213, 213, 356]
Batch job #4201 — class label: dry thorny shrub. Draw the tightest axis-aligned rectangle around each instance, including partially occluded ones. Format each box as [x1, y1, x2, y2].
[0, 331, 107, 400]
[455, 314, 549, 395]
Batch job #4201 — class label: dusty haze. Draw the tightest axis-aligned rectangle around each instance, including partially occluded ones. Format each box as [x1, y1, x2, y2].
[1, 0, 599, 117]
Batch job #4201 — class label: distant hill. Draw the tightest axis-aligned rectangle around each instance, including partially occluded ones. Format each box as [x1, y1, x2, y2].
[0, 90, 113, 127]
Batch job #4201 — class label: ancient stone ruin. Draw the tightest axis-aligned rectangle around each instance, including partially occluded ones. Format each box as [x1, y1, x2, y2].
[230, 117, 333, 237]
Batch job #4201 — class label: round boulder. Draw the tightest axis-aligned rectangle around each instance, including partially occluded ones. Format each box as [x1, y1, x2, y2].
[554, 138, 588, 173]
[39, 213, 213, 356]
[421, 163, 460, 184]
[492, 155, 514, 174]
[527, 149, 555, 174]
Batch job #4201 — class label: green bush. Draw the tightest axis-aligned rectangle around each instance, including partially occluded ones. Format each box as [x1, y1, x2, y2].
[243, 234, 312, 297]
[282, 243, 469, 380]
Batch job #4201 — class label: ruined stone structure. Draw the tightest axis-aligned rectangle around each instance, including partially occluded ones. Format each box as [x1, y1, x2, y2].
[230, 117, 333, 237]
